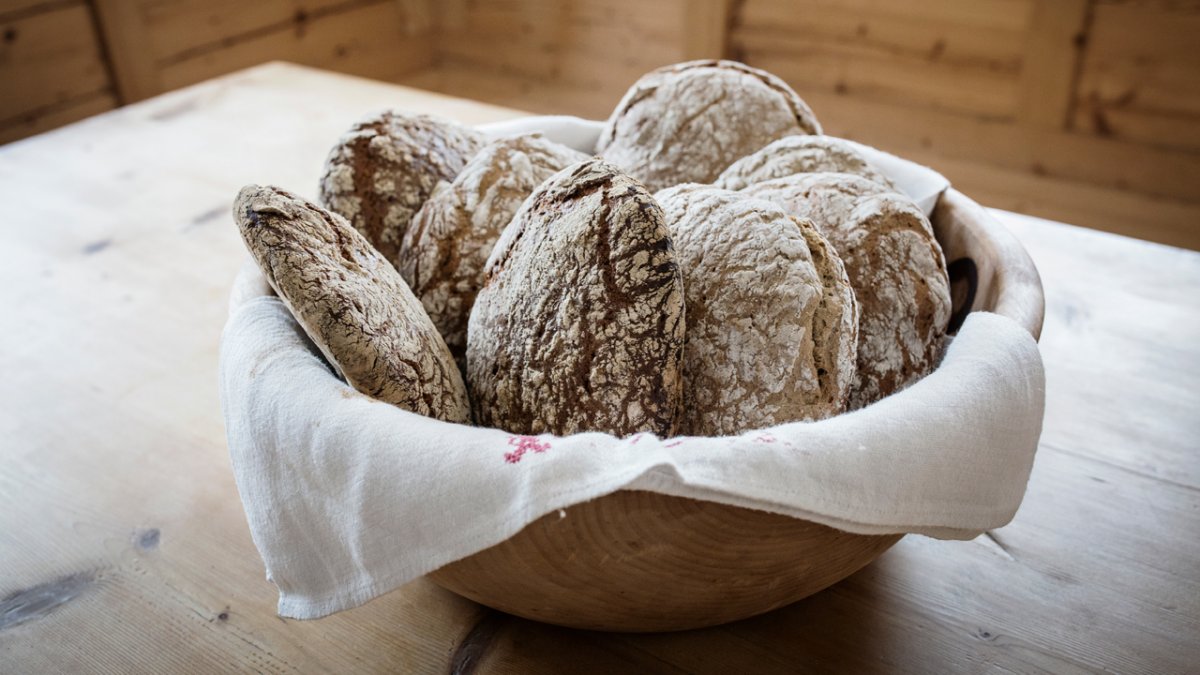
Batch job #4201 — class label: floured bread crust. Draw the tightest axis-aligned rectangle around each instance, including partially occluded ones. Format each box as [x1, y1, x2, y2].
[397, 134, 588, 368]
[318, 111, 483, 267]
[716, 135, 896, 191]
[656, 185, 857, 435]
[466, 159, 685, 437]
[597, 60, 822, 192]
[742, 173, 951, 408]
[234, 185, 470, 422]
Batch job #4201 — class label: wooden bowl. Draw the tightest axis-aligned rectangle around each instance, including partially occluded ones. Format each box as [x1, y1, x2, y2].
[429, 189, 1045, 632]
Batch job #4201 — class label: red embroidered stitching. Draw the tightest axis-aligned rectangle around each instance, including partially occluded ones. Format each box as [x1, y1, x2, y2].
[504, 435, 552, 464]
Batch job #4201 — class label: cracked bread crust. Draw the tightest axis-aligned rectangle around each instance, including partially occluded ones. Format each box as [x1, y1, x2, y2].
[466, 159, 685, 437]
[741, 173, 952, 408]
[597, 60, 822, 192]
[716, 135, 896, 191]
[234, 184, 470, 422]
[397, 134, 588, 368]
[318, 111, 483, 267]
[656, 185, 857, 435]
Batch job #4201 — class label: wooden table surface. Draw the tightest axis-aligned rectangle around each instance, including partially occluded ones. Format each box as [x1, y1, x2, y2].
[1, 62, 1197, 674]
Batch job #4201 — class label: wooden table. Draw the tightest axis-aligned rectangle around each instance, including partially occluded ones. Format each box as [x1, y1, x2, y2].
[2, 62, 1197, 674]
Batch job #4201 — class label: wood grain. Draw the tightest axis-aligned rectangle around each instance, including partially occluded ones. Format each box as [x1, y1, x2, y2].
[1073, 0, 1200, 151]
[0, 1, 114, 134]
[1015, 0, 1089, 129]
[0, 62, 1197, 673]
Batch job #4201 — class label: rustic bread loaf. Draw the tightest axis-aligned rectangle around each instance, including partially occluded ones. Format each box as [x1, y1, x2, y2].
[466, 159, 685, 437]
[234, 185, 470, 423]
[741, 173, 952, 408]
[397, 134, 589, 368]
[716, 135, 896, 191]
[656, 185, 858, 435]
[596, 60, 822, 192]
[318, 111, 483, 267]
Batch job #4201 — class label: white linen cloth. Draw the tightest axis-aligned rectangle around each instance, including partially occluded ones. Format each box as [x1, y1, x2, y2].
[219, 117, 1043, 620]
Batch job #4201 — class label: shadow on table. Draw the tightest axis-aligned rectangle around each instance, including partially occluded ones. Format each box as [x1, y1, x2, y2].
[456, 544, 923, 674]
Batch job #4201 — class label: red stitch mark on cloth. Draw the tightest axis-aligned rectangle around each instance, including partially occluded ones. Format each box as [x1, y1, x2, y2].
[504, 435, 552, 464]
[663, 440, 683, 448]
[754, 433, 777, 444]
[629, 433, 644, 445]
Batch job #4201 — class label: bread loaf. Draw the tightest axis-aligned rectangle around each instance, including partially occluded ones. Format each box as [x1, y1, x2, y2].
[656, 185, 857, 435]
[741, 173, 952, 408]
[234, 185, 470, 422]
[466, 159, 685, 437]
[397, 134, 588, 367]
[716, 135, 896, 191]
[318, 111, 483, 267]
[597, 60, 821, 192]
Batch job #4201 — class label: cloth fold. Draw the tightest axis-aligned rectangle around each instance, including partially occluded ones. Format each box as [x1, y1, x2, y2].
[219, 117, 1043, 620]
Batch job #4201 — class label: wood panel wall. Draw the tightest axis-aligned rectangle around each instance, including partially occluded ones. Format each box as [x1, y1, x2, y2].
[0, 0, 433, 144]
[2, 0, 1197, 248]
[0, 0, 118, 145]
[407, 0, 1200, 249]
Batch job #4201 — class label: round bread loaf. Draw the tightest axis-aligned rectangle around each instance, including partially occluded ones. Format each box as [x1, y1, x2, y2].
[716, 135, 896, 191]
[596, 60, 822, 192]
[466, 158, 685, 437]
[397, 134, 588, 368]
[741, 173, 952, 408]
[234, 185, 470, 422]
[656, 185, 858, 435]
[318, 111, 483, 267]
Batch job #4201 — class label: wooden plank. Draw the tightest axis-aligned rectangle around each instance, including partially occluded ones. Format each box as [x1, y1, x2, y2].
[155, 2, 433, 95]
[403, 59, 619, 119]
[137, 0, 352, 58]
[741, 0, 1035, 32]
[0, 2, 112, 120]
[742, 40, 1021, 119]
[905, 148, 1200, 250]
[1016, 0, 1090, 129]
[0, 0, 75, 20]
[735, 1, 1029, 69]
[0, 90, 116, 145]
[92, 0, 161, 102]
[1, 61, 1199, 675]
[797, 88, 1200, 208]
[681, 0, 731, 60]
[1072, 0, 1200, 150]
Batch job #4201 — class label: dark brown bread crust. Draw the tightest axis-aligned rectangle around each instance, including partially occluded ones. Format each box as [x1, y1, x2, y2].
[466, 159, 686, 437]
[397, 134, 588, 369]
[597, 59, 822, 191]
[318, 111, 483, 267]
[234, 184, 470, 422]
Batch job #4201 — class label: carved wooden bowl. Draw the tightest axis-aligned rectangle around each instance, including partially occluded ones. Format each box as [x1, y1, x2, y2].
[428, 188, 1046, 632]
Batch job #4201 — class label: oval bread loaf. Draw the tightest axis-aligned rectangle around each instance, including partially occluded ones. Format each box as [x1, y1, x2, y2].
[597, 60, 822, 192]
[397, 134, 589, 367]
[466, 158, 685, 437]
[656, 185, 858, 435]
[234, 185, 471, 422]
[318, 111, 483, 267]
[742, 173, 952, 408]
[716, 135, 896, 191]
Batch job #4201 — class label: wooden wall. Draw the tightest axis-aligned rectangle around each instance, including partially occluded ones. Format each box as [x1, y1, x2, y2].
[0, 1, 118, 145]
[0, 0, 433, 144]
[2, 0, 1198, 248]
[407, 0, 1200, 250]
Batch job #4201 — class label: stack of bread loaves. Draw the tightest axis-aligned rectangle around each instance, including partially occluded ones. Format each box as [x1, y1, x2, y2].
[233, 60, 952, 440]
